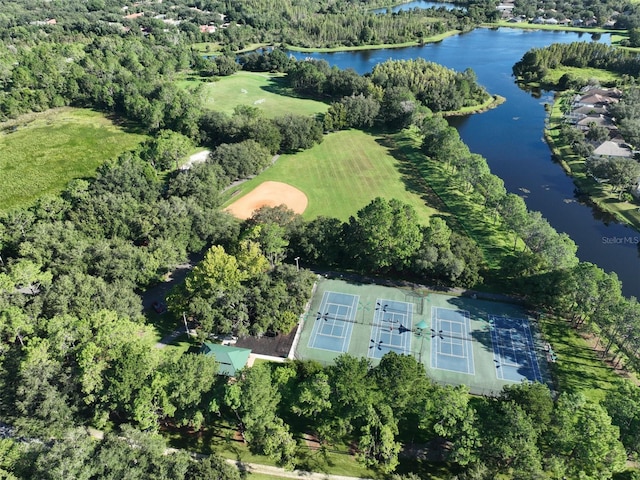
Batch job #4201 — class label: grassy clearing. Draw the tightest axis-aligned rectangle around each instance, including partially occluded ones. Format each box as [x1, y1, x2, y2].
[180, 71, 329, 118]
[0, 107, 147, 212]
[540, 315, 623, 403]
[545, 100, 640, 232]
[541, 65, 621, 86]
[222, 129, 440, 224]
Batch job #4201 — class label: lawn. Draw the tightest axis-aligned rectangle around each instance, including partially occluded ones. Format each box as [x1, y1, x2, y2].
[540, 65, 621, 87]
[222, 129, 440, 224]
[179, 71, 329, 118]
[540, 315, 623, 403]
[0, 107, 147, 211]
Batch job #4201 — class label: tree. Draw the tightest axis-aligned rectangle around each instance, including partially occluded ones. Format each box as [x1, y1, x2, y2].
[345, 197, 423, 272]
[323, 102, 348, 131]
[291, 371, 332, 419]
[357, 403, 401, 473]
[603, 380, 640, 457]
[209, 140, 271, 180]
[477, 400, 543, 477]
[142, 130, 193, 171]
[586, 121, 610, 144]
[273, 114, 323, 153]
[380, 86, 418, 128]
[550, 393, 626, 479]
[420, 384, 479, 466]
[341, 93, 380, 128]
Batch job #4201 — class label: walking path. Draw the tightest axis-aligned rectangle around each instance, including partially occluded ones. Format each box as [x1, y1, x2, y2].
[226, 459, 372, 480]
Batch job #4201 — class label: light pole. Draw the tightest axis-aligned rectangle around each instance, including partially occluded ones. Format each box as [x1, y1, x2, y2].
[294, 256, 300, 271]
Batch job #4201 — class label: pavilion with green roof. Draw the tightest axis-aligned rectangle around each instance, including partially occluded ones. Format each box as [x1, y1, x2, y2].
[199, 343, 252, 377]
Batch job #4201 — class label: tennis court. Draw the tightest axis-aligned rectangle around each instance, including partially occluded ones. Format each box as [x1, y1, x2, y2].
[307, 291, 358, 353]
[490, 315, 543, 383]
[294, 277, 552, 396]
[368, 299, 413, 359]
[430, 307, 475, 375]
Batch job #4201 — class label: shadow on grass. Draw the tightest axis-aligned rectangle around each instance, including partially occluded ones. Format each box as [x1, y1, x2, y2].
[259, 77, 326, 103]
[375, 131, 511, 269]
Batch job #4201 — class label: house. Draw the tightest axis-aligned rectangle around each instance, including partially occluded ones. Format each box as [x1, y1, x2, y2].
[199, 24, 217, 34]
[591, 139, 633, 159]
[576, 114, 614, 131]
[200, 343, 251, 377]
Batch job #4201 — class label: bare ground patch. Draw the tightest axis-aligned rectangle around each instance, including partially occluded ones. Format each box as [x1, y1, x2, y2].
[225, 181, 308, 219]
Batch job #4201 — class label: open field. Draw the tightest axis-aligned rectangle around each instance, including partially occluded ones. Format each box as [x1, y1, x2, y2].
[179, 71, 329, 118]
[540, 65, 621, 87]
[222, 129, 440, 223]
[545, 100, 640, 232]
[0, 107, 147, 211]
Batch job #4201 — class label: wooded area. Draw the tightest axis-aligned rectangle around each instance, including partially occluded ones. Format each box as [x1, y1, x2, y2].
[1, 0, 640, 478]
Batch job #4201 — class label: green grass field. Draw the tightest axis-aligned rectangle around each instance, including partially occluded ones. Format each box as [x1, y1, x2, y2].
[539, 65, 621, 87]
[0, 107, 147, 211]
[179, 71, 329, 118]
[223, 129, 440, 224]
[540, 315, 623, 403]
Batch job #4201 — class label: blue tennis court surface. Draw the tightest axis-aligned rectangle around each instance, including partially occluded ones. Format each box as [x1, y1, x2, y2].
[308, 291, 359, 352]
[490, 315, 542, 383]
[368, 299, 413, 359]
[430, 307, 475, 375]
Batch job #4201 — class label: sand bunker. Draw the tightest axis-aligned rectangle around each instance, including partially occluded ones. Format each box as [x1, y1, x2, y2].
[225, 181, 308, 219]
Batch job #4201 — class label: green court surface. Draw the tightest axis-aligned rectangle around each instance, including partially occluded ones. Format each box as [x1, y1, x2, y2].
[294, 277, 552, 396]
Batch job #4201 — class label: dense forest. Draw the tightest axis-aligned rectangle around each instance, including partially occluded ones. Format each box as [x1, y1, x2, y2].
[1, 0, 640, 478]
[1, 357, 636, 480]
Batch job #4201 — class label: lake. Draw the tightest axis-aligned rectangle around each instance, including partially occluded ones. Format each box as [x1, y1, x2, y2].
[289, 28, 640, 298]
[372, 0, 464, 13]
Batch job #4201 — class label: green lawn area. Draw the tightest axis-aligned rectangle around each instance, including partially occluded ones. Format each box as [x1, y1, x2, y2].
[540, 315, 623, 403]
[0, 107, 147, 211]
[545, 100, 640, 231]
[540, 65, 621, 87]
[222, 129, 440, 224]
[179, 71, 329, 118]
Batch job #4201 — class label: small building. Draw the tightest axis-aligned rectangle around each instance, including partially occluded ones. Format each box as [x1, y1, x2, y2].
[200, 343, 251, 377]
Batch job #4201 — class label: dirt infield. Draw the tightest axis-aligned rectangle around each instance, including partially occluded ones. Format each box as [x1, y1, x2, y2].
[225, 181, 308, 219]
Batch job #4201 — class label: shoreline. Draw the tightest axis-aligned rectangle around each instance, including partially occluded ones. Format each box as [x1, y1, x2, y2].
[543, 95, 640, 233]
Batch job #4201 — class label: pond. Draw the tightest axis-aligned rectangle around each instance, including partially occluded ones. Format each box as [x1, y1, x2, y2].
[289, 28, 640, 298]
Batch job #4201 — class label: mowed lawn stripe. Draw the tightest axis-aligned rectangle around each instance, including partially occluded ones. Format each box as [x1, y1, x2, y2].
[223, 130, 439, 223]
